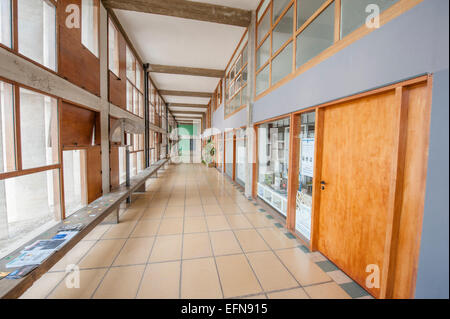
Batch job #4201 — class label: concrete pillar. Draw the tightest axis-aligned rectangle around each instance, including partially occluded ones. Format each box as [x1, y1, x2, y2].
[99, 3, 110, 195]
[245, 11, 256, 198]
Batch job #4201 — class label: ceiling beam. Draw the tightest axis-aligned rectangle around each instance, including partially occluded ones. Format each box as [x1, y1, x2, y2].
[149, 64, 225, 78]
[172, 111, 205, 115]
[160, 90, 212, 98]
[102, 0, 252, 27]
[168, 103, 208, 109]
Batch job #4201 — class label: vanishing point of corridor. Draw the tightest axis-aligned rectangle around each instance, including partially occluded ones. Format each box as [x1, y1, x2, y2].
[20, 164, 370, 299]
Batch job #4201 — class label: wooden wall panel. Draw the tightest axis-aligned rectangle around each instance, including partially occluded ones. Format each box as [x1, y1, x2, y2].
[86, 146, 103, 203]
[110, 146, 119, 190]
[61, 101, 96, 147]
[108, 25, 127, 109]
[390, 81, 432, 299]
[58, 0, 100, 96]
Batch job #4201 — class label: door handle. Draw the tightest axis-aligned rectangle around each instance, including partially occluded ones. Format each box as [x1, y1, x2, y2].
[321, 181, 326, 190]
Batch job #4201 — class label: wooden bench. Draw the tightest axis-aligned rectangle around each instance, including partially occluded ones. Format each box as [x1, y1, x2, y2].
[0, 159, 169, 299]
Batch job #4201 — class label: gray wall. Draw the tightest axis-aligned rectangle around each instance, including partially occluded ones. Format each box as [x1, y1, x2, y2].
[212, 102, 247, 132]
[252, 0, 449, 298]
[415, 69, 449, 299]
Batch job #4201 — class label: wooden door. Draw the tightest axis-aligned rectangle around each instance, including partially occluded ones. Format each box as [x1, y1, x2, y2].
[87, 146, 103, 203]
[317, 90, 399, 298]
[110, 146, 119, 190]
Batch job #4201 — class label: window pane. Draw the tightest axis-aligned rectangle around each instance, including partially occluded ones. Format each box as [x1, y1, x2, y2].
[296, 2, 335, 68]
[63, 150, 87, 217]
[256, 64, 270, 96]
[272, 41, 293, 85]
[126, 47, 136, 83]
[108, 19, 119, 75]
[257, 9, 271, 45]
[273, 0, 291, 23]
[139, 93, 144, 118]
[133, 88, 139, 115]
[82, 0, 98, 57]
[273, 5, 294, 54]
[0, 0, 12, 47]
[118, 147, 126, 184]
[126, 81, 133, 112]
[0, 81, 15, 173]
[20, 88, 59, 170]
[18, 0, 56, 70]
[297, 0, 327, 29]
[136, 62, 142, 91]
[256, 35, 271, 70]
[0, 169, 61, 258]
[341, 0, 399, 38]
[258, 0, 271, 21]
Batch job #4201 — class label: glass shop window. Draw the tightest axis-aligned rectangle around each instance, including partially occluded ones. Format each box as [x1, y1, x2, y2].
[295, 111, 315, 240]
[257, 117, 290, 216]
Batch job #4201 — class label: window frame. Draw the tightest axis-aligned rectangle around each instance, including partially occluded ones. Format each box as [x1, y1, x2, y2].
[81, 0, 100, 58]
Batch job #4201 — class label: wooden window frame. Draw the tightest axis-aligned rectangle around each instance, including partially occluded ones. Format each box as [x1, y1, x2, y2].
[254, 0, 424, 101]
[224, 30, 249, 119]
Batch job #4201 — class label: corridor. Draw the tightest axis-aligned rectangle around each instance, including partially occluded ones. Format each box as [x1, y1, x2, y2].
[20, 164, 370, 299]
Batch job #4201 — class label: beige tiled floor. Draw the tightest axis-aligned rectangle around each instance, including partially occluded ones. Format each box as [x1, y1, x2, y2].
[19, 164, 360, 299]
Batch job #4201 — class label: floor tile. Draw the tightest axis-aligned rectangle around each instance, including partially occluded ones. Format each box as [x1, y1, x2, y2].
[48, 268, 108, 299]
[226, 214, 252, 229]
[164, 206, 185, 218]
[78, 239, 126, 269]
[247, 251, 298, 292]
[141, 206, 165, 220]
[20, 272, 66, 299]
[130, 219, 159, 237]
[158, 218, 184, 235]
[113, 237, 154, 266]
[245, 213, 276, 228]
[257, 228, 298, 250]
[183, 217, 208, 234]
[215, 254, 262, 298]
[182, 233, 212, 259]
[235, 229, 270, 252]
[327, 270, 353, 285]
[316, 260, 339, 273]
[93, 265, 145, 299]
[82, 224, 111, 241]
[267, 288, 310, 299]
[304, 282, 351, 299]
[50, 240, 96, 272]
[339, 282, 370, 298]
[149, 235, 182, 262]
[181, 258, 222, 299]
[101, 221, 137, 239]
[185, 205, 204, 217]
[275, 248, 331, 286]
[137, 261, 180, 299]
[203, 205, 223, 216]
[206, 215, 231, 231]
[209, 231, 242, 256]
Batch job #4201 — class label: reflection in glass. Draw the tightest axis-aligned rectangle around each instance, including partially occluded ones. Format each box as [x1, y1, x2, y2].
[256, 64, 270, 96]
[273, 0, 292, 23]
[341, 0, 399, 39]
[20, 88, 59, 170]
[273, 5, 294, 54]
[272, 41, 293, 85]
[296, 2, 335, 68]
[257, 118, 290, 216]
[295, 111, 315, 240]
[297, 0, 327, 29]
[257, 36, 271, 70]
[257, 9, 271, 45]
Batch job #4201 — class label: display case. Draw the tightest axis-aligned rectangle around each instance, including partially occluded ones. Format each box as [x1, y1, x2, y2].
[257, 117, 290, 216]
[236, 128, 246, 186]
[225, 131, 234, 178]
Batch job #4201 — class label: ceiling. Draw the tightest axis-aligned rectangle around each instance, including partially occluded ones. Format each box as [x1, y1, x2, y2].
[111, 0, 260, 125]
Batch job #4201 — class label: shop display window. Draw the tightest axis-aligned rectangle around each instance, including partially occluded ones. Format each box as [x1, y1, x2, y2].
[257, 117, 290, 216]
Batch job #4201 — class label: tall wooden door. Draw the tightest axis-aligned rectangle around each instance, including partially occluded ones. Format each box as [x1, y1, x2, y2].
[317, 90, 399, 298]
